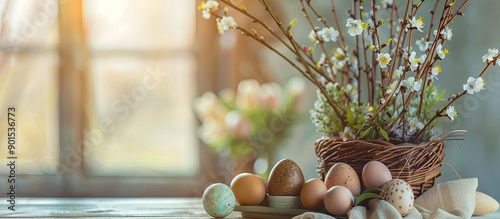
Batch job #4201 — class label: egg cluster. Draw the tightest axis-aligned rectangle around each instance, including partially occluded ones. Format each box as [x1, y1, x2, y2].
[202, 159, 415, 217]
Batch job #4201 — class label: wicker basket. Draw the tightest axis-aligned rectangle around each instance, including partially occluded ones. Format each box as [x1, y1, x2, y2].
[315, 138, 445, 197]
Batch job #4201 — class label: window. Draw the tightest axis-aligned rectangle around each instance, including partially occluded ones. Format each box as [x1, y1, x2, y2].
[83, 0, 199, 177]
[0, 0, 217, 197]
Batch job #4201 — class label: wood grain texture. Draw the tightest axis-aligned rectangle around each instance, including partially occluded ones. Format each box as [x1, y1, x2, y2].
[1, 198, 499, 218]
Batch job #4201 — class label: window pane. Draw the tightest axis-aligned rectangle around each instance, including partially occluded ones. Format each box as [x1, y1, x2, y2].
[0, 52, 59, 174]
[0, 0, 58, 48]
[83, 0, 195, 51]
[85, 55, 199, 177]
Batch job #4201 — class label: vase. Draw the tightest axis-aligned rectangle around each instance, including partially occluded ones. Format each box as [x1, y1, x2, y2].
[315, 138, 445, 197]
[222, 146, 277, 183]
[226, 155, 257, 181]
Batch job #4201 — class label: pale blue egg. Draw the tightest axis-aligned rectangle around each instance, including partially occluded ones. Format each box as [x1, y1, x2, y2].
[202, 183, 236, 218]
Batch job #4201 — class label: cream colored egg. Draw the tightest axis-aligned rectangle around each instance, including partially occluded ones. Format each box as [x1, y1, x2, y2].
[230, 173, 267, 205]
[325, 162, 361, 196]
[324, 186, 354, 216]
[300, 178, 327, 210]
[362, 161, 392, 189]
[381, 179, 414, 217]
[474, 191, 500, 216]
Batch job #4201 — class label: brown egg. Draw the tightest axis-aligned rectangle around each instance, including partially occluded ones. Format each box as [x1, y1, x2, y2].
[324, 186, 354, 216]
[325, 162, 361, 196]
[268, 159, 305, 196]
[362, 161, 392, 189]
[230, 173, 267, 205]
[300, 178, 327, 210]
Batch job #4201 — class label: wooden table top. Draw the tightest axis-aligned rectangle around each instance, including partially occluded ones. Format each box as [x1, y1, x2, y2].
[1, 198, 237, 218]
[1, 198, 498, 218]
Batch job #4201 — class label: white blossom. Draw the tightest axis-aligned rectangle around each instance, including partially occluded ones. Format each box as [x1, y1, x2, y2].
[377, 53, 392, 69]
[482, 48, 499, 63]
[409, 51, 421, 71]
[436, 44, 449, 59]
[416, 37, 430, 52]
[339, 126, 356, 142]
[402, 77, 421, 92]
[463, 77, 485, 94]
[431, 65, 442, 80]
[318, 53, 327, 66]
[408, 106, 418, 116]
[407, 16, 424, 32]
[318, 27, 339, 42]
[395, 66, 404, 78]
[308, 28, 319, 42]
[332, 47, 349, 68]
[386, 80, 401, 95]
[202, 10, 211, 19]
[408, 117, 424, 133]
[446, 106, 457, 121]
[434, 27, 453, 41]
[200, 0, 219, 19]
[346, 18, 363, 36]
[205, 0, 219, 10]
[420, 54, 427, 64]
[382, 0, 393, 8]
[363, 106, 374, 120]
[216, 16, 237, 35]
[442, 27, 453, 40]
[380, 98, 386, 104]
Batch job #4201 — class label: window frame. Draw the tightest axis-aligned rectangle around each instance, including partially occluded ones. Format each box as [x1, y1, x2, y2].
[3, 0, 220, 197]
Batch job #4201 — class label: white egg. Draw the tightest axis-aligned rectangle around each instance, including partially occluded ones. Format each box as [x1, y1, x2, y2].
[381, 179, 414, 217]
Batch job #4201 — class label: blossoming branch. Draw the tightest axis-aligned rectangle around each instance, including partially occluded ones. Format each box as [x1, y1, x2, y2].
[199, 0, 499, 143]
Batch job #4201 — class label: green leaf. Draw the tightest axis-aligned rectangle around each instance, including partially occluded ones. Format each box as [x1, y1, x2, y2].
[360, 126, 373, 139]
[288, 18, 297, 27]
[361, 21, 369, 30]
[379, 127, 390, 141]
[383, 117, 398, 125]
[355, 192, 382, 206]
[347, 107, 355, 126]
[384, 38, 392, 45]
[438, 90, 446, 102]
[362, 188, 384, 194]
[357, 114, 366, 123]
[353, 124, 365, 129]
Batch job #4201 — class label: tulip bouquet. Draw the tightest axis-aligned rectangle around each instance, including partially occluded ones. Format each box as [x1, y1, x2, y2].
[199, 0, 499, 143]
[193, 78, 305, 157]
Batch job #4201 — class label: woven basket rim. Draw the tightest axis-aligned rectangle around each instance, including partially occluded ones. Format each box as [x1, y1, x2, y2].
[315, 138, 446, 197]
[316, 138, 445, 148]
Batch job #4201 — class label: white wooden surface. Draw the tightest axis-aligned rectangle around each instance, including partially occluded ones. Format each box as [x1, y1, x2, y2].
[1, 198, 498, 218]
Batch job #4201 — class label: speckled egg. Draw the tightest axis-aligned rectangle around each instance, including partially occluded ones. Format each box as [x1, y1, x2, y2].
[268, 159, 305, 196]
[325, 162, 361, 196]
[202, 183, 236, 218]
[381, 179, 414, 217]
